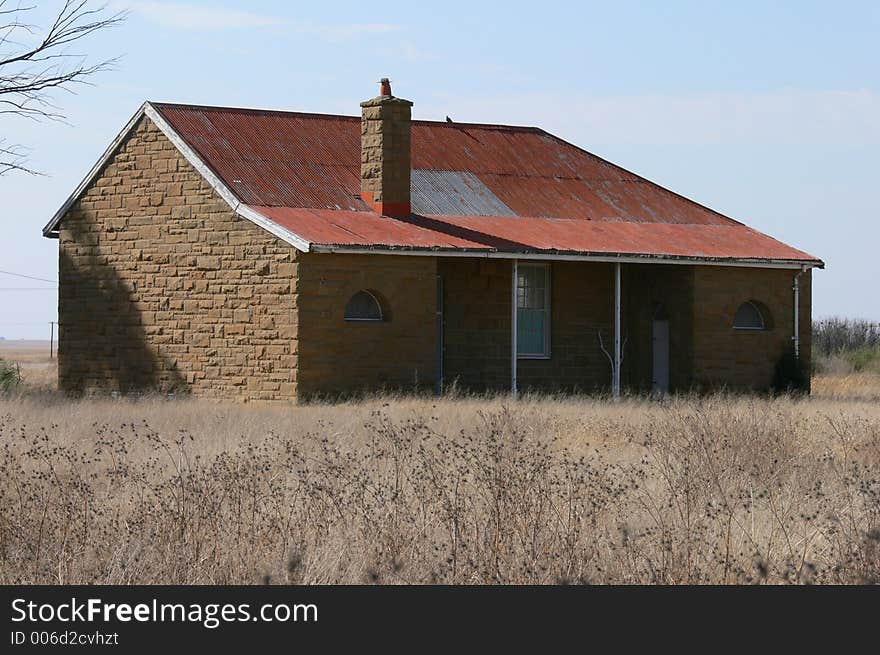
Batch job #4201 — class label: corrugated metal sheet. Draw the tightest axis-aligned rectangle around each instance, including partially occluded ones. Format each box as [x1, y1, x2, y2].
[152, 103, 820, 262]
[156, 105, 366, 210]
[253, 206, 819, 262]
[411, 169, 515, 216]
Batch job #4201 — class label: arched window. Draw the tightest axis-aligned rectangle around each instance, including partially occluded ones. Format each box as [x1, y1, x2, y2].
[345, 290, 383, 321]
[733, 301, 767, 330]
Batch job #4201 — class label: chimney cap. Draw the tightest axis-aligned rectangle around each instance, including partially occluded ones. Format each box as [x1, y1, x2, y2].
[360, 77, 413, 107]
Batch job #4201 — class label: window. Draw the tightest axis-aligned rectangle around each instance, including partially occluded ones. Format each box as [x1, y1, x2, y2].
[516, 263, 550, 358]
[345, 290, 383, 321]
[733, 301, 766, 330]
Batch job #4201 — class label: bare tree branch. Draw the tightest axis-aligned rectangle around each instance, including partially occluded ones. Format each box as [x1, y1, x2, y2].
[0, 137, 38, 174]
[0, 1, 125, 175]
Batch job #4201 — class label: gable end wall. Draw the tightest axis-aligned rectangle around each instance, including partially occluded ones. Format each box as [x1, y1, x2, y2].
[57, 116, 299, 401]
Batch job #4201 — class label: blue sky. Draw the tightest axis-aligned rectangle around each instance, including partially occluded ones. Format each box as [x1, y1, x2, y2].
[1, 0, 878, 338]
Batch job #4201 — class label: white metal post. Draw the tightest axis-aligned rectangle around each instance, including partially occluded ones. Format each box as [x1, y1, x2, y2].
[613, 262, 621, 400]
[511, 259, 518, 397]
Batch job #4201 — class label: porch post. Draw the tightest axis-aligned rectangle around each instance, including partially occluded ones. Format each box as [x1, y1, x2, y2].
[511, 259, 518, 397]
[613, 262, 621, 400]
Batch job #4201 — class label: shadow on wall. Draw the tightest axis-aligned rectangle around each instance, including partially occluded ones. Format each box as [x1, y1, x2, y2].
[59, 247, 187, 396]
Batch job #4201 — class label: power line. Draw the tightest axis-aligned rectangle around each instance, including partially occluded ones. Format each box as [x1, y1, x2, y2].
[0, 269, 56, 284]
[0, 287, 58, 291]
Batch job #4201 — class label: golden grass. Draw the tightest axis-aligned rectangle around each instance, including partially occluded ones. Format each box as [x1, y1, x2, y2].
[812, 372, 880, 402]
[0, 342, 56, 390]
[1, 389, 878, 585]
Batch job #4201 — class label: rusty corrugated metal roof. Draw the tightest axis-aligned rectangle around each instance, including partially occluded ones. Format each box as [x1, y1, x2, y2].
[253, 206, 818, 262]
[151, 102, 821, 263]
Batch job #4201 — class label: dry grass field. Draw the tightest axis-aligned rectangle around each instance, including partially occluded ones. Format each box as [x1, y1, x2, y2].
[0, 341, 57, 391]
[0, 341, 878, 584]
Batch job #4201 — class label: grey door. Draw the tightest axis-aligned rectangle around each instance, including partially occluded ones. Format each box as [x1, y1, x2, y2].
[652, 319, 670, 394]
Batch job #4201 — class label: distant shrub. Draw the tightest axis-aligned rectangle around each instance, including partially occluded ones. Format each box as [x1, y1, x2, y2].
[813, 319, 880, 377]
[813, 318, 880, 355]
[0, 359, 21, 393]
[844, 346, 880, 373]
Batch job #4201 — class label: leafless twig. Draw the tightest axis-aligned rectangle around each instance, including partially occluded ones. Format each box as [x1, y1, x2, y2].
[0, 1, 126, 174]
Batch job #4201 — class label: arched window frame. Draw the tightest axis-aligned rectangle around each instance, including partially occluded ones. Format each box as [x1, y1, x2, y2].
[733, 300, 768, 331]
[344, 290, 384, 322]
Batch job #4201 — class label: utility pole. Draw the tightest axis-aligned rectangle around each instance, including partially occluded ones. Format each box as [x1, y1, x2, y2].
[49, 321, 55, 359]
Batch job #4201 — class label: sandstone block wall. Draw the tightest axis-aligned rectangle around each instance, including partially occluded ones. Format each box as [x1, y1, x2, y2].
[691, 266, 811, 390]
[296, 253, 436, 397]
[58, 116, 298, 401]
[438, 258, 511, 390]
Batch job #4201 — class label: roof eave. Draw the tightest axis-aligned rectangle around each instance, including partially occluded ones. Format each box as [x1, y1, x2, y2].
[308, 243, 824, 270]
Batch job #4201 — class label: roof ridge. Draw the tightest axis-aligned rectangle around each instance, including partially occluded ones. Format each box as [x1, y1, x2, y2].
[150, 102, 360, 121]
[150, 101, 542, 132]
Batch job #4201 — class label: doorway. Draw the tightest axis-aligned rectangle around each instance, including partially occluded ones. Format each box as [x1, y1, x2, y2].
[652, 319, 670, 394]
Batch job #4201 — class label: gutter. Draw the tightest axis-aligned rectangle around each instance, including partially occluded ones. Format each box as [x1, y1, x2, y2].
[309, 244, 823, 271]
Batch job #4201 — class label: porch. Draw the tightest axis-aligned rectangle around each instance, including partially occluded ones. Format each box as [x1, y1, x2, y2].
[437, 257, 809, 395]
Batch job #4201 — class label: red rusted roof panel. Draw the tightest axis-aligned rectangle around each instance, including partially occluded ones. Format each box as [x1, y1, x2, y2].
[156, 105, 367, 210]
[153, 103, 732, 223]
[253, 207, 820, 263]
[152, 103, 820, 262]
[252, 207, 479, 248]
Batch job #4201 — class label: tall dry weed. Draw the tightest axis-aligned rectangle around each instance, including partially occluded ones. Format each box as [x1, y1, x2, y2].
[0, 394, 877, 584]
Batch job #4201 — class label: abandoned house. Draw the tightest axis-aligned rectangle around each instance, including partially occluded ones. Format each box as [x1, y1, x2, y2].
[43, 79, 823, 401]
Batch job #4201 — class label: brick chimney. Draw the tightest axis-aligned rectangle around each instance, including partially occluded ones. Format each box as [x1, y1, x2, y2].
[360, 78, 413, 217]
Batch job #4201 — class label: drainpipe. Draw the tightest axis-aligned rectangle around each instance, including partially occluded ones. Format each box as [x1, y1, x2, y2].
[613, 262, 621, 400]
[511, 259, 518, 397]
[792, 264, 807, 360]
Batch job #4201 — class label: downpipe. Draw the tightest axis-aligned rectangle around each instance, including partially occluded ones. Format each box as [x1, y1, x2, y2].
[792, 265, 807, 360]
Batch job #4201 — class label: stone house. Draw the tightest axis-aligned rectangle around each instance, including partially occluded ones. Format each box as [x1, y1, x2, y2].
[43, 80, 823, 401]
